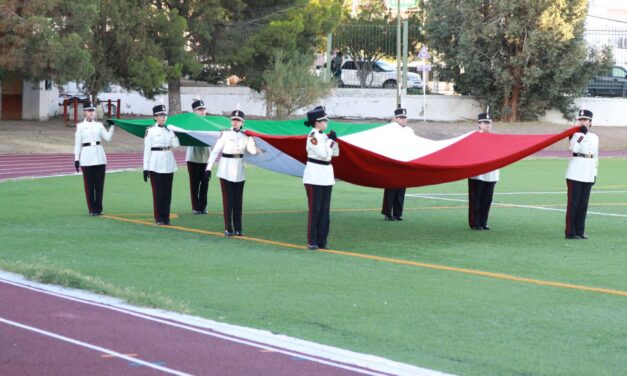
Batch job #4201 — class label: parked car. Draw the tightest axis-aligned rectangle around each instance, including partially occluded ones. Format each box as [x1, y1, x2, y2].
[339, 60, 423, 89]
[587, 65, 627, 97]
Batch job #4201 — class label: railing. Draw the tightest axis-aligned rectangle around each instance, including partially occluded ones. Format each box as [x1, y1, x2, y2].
[63, 98, 121, 127]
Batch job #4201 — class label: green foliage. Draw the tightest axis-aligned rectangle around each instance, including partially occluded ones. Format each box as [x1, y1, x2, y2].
[213, 0, 343, 91]
[424, 0, 613, 121]
[0, 0, 97, 83]
[85, 0, 167, 99]
[262, 50, 335, 119]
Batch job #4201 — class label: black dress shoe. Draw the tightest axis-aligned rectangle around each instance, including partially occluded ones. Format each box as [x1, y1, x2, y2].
[384, 215, 395, 221]
[318, 244, 328, 249]
[234, 231, 244, 236]
[192, 210, 201, 214]
[200, 210, 208, 214]
[471, 226, 483, 230]
[393, 216, 403, 221]
[565, 234, 582, 239]
[307, 244, 318, 250]
[481, 225, 491, 230]
[156, 221, 166, 225]
[579, 234, 589, 239]
[224, 230, 235, 237]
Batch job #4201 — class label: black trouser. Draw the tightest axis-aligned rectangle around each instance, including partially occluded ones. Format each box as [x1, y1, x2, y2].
[565, 179, 593, 237]
[187, 162, 209, 212]
[468, 179, 496, 228]
[220, 178, 245, 232]
[149, 172, 174, 224]
[381, 188, 406, 218]
[81, 164, 106, 214]
[305, 184, 333, 246]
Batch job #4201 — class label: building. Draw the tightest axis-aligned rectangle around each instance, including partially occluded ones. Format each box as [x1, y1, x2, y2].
[0, 73, 59, 121]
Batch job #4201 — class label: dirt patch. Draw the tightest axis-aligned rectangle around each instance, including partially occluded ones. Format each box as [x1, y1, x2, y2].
[1, 116, 625, 154]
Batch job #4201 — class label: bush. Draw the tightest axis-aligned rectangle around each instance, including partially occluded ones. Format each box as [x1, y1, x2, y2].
[262, 51, 335, 120]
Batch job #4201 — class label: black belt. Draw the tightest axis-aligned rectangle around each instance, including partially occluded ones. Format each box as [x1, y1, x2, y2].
[307, 157, 331, 166]
[573, 153, 594, 159]
[151, 147, 171, 151]
[82, 142, 100, 147]
[222, 153, 244, 159]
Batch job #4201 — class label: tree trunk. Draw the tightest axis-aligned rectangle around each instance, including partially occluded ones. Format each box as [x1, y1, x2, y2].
[168, 78, 181, 114]
[509, 82, 520, 122]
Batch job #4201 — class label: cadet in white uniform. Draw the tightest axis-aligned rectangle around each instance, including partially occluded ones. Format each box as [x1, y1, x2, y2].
[74, 100, 115, 216]
[205, 109, 257, 236]
[143, 104, 180, 225]
[565, 109, 599, 239]
[186, 100, 211, 214]
[381, 107, 412, 221]
[303, 106, 340, 250]
[468, 113, 500, 230]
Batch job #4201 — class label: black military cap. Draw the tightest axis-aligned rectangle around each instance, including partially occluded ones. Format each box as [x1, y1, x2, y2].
[394, 108, 407, 118]
[83, 101, 96, 111]
[231, 109, 245, 121]
[192, 99, 206, 110]
[153, 104, 167, 115]
[577, 109, 593, 120]
[477, 112, 492, 123]
[304, 106, 328, 126]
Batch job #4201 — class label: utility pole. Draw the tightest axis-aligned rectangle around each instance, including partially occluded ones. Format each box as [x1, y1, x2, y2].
[396, 0, 401, 108]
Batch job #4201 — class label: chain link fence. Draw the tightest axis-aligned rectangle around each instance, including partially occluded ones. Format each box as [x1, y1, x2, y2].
[584, 28, 627, 97]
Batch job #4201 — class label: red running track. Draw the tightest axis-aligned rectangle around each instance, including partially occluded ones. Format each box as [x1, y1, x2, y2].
[2, 150, 626, 182]
[0, 277, 424, 376]
[0, 152, 186, 181]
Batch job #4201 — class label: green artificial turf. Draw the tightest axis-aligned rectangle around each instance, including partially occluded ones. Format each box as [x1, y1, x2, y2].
[1, 158, 626, 375]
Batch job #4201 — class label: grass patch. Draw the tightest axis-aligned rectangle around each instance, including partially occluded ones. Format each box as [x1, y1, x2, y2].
[0, 259, 189, 312]
[1, 158, 627, 375]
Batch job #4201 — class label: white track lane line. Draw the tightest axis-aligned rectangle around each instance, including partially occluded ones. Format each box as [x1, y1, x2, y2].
[0, 278, 438, 376]
[0, 317, 192, 376]
[409, 194, 627, 218]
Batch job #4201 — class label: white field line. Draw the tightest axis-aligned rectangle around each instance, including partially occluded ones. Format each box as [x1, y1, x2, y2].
[408, 194, 627, 218]
[0, 317, 192, 376]
[408, 190, 627, 196]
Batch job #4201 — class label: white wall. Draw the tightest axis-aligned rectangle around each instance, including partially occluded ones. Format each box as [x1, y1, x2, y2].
[92, 84, 627, 126]
[22, 81, 59, 120]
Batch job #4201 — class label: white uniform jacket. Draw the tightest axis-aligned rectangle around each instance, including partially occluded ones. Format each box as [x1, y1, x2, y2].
[470, 130, 500, 182]
[74, 120, 114, 166]
[302, 130, 340, 186]
[566, 131, 599, 183]
[185, 146, 210, 164]
[143, 124, 180, 173]
[206, 129, 257, 183]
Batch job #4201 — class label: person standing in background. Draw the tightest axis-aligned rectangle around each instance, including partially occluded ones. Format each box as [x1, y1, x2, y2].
[565, 109, 599, 240]
[468, 112, 499, 230]
[74, 99, 115, 216]
[381, 107, 412, 221]
[143, 104, 180, 225]
[187, 99, 211, 214]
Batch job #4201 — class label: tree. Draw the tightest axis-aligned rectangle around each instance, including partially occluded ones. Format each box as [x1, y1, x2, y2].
[208, 0, 343, 92]
[262, 50, 335, 119]
[84, 0, 167, 102]
[424, 0, 612, 122]
[0, 0, 96, 83]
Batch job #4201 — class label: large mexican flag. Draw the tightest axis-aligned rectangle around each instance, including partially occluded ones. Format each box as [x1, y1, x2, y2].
[110, 113, 576, 189]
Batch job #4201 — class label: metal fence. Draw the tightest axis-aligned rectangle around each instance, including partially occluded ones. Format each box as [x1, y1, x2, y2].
[329, 24, 627, 97]
[330, 24, 428, 92]
[584, 28, 627, 97]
